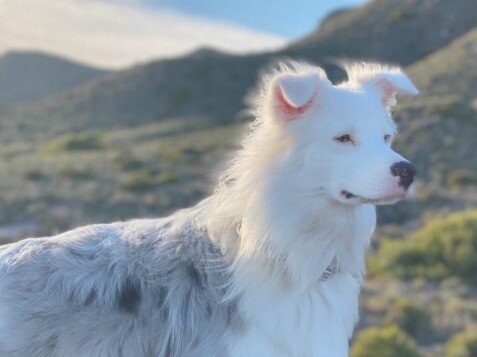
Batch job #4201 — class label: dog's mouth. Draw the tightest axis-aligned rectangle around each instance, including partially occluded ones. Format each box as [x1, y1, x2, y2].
[340, 190, 405, 205]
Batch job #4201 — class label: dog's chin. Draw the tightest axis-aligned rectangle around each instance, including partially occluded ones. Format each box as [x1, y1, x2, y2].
[338, 190, 406, 206]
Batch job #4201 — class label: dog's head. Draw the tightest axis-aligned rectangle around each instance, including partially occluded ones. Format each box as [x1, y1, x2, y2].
[262, 62, 419, 206]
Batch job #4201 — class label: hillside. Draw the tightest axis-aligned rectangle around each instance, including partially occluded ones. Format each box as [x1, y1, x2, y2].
[0, 51, 108, 110]
[400, 27, 477, 179]
[290, 0, 477, 66]
[0, 51, 264, 139]
[2, 0, 475, 141]
[378, 28, 477, 225]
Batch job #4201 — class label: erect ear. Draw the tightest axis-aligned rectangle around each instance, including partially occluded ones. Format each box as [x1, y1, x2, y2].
[358, 67, 419, 109]
[273, 70, 330, 120]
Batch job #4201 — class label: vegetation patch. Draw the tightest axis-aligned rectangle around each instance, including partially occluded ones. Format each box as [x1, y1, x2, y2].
[430, 100, 474, 121]
[384, 300, 433, 343]
[389, 7, 412, 21]
[23, 168, 44, 181]
[45, 131, 104, 152]
[370, 210, 477, 283]
[445, 331, 477, 357]
[161, 147, 187, 164]
[448, 170, 477, 187]
[350, 325, 421, 357]
[110, 149, 144, 171]
[156, 172, 179, 185]
[119, 171, 155, 192]
[58, 167, 93, 180]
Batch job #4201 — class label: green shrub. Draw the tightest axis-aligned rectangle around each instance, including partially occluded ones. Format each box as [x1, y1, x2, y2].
[120, 172, 155, 192]
[374, 210, 477, 283]
[445, 331, 477, 357]
[448, 170, 477, 187]
[23, 168, 44, 181]
[384, 300, 433, 343]
[45, 131, 104, 152]
[58, 167, 92, 180]
[350, 325, 421, 357]
[432, 101, 474, 121]
[110, 149, 144, 171]
[389, 7, 411, 21]
[156, 172, 179, 184]
[161, 147, 186, 164]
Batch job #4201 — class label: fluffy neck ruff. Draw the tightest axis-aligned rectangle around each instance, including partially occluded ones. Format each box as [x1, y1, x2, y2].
[207, 118, 368, 300]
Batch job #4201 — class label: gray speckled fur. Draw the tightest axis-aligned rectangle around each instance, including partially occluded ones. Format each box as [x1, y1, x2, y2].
[0, 202, 241, 356]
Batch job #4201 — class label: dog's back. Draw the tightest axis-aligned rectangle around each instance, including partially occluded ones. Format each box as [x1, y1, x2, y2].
[0, 202, 239, 356]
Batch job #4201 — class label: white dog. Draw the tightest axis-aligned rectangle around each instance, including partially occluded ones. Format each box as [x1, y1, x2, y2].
[0, 61, 418, 356]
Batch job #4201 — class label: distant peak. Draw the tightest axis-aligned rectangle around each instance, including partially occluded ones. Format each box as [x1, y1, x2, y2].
[187, 47, 228, 59]
[1, 50, 61, 60]
[0, 50, 108, 72]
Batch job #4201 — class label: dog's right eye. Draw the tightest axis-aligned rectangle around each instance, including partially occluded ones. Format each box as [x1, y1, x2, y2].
[334, 134, 354, 144]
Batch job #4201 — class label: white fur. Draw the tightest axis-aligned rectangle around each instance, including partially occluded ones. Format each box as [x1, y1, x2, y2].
[210, 61, 417, 355]
[0, 60, 418, 356]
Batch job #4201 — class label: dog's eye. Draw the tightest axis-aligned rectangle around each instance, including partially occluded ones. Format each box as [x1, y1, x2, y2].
[384, 134, 391, 142]
[334, 134, 353, 144]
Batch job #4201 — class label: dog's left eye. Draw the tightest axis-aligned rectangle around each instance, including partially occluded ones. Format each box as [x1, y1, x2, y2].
[334, 134, 353, 144]
[384, 134, 391, 142]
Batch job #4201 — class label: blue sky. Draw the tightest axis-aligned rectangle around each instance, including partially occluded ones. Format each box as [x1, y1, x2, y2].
[0, 0, 367, 68]
[145, 0, 367, 38]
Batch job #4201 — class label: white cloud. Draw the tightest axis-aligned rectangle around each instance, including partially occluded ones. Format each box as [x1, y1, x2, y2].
[0, 0, 287, 69]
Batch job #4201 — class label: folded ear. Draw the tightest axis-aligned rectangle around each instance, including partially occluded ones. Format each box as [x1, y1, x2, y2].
[347, 64, 419, 109]
[370, 71, 419, 108]
[278, 74, 319, 109]
[273, 69, 331, 121]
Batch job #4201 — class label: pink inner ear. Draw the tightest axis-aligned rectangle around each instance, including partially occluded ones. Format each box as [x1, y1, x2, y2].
[275, 85, 314, 120]
[375, 79, 396, 108]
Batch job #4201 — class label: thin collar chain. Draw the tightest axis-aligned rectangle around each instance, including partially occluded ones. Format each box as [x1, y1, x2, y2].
[318, 256, 339, 281]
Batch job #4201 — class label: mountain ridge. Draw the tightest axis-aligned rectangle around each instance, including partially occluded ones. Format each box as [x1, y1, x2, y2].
[2, 0, 476, 139]
[0, 51, 108, 110]
[289, 0, 477, 66]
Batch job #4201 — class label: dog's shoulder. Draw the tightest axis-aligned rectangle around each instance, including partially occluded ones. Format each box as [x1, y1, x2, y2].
[0, 207, 202, 275]
[0, 206, 237, 355]
[0, 203, 230, 311]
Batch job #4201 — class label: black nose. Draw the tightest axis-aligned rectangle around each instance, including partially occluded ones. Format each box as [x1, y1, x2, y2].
[390, 161, 416, 189]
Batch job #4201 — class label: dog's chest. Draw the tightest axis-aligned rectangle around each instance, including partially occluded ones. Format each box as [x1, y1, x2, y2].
[227, 273, 360, 357]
